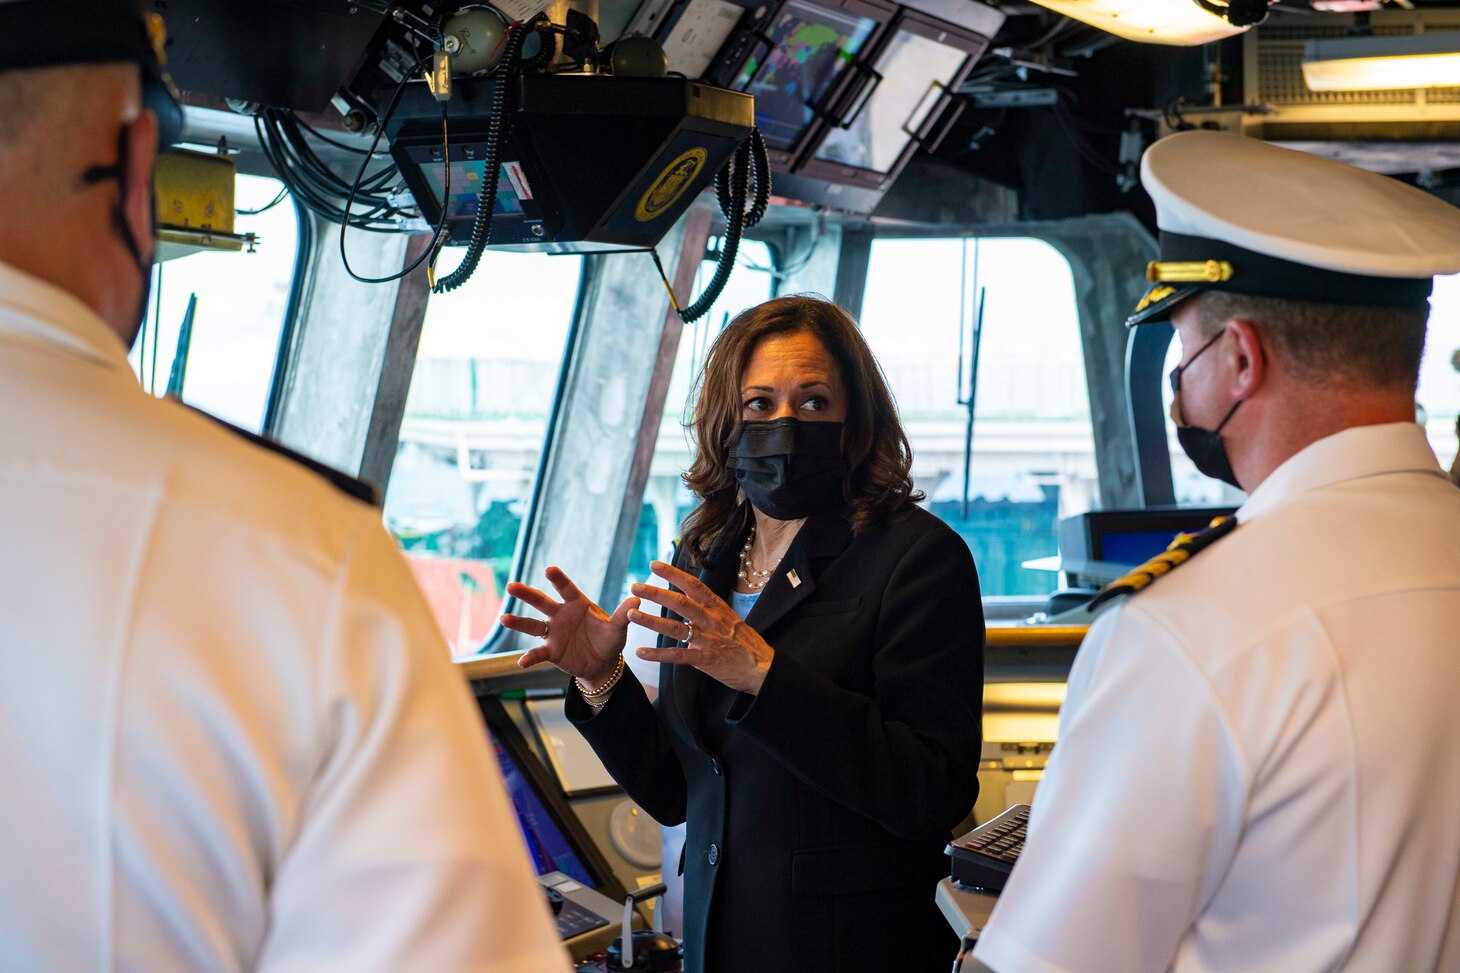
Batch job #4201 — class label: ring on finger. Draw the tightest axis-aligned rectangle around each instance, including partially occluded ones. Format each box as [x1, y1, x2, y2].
[682, 622, 694, 647]
[541, 620, 551, 640]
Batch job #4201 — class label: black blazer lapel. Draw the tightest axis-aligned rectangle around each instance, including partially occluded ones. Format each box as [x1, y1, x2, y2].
[744, 508, 854, 635]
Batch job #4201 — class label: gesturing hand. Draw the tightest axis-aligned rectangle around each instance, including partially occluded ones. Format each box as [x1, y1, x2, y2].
[504, 566, 639, 685]
[629, 561, 776, 696]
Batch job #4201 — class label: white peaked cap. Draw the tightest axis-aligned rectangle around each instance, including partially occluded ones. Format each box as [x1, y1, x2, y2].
[1128, 131, 1460, 325]
[1143, 130, 1460, 279]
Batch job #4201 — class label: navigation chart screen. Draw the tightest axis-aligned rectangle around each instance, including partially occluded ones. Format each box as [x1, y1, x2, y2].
[734, 0, 877, 148]
[488, 728, 596, 887]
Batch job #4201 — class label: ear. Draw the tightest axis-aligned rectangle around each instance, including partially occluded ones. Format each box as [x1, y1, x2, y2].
[122, 111, 160, 260]
[1225, 318, 1267, 400]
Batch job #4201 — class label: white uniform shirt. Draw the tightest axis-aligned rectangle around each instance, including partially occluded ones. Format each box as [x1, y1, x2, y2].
[976, 422, 1460, 973]
[0, 261, 571, 973]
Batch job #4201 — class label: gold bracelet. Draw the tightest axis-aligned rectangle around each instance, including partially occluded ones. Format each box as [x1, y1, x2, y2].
[576, 654, 625, 700]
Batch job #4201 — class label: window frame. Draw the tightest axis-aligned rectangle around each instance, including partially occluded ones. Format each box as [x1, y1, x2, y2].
[476, 259, 590, 653]
[842, 215, 1156, 512]
[857, 232, 1101, 601]
[133, 173, 308, 434]
[263, 196, 315, 437]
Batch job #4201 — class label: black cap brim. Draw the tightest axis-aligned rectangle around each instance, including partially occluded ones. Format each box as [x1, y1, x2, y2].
[1127, 231, 1435, 328]
[1126, 283, 1202, 328]
[0, 1, 184, 149]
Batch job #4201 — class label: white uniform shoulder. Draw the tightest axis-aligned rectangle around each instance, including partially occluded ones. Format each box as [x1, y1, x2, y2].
[62, 368, 376, 569]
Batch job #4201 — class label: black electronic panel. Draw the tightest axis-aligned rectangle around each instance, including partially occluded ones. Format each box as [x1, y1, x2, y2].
[387, 75, 753, 251]
[149, 0, 383, 112]
[475, 693, 628, 902]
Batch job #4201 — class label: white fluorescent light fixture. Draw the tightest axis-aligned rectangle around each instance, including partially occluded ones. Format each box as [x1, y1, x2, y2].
[1303, 32, 1460, 91]
[1023, 0, 1249, 46]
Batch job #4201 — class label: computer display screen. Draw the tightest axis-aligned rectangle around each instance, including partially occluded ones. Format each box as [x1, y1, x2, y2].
[486, 723, 596, 887]
[420, 159, 525, 219]
[733, 0, 878, 148]
[1098, 529, 1184, 568]
[813, 27, 965, 174]
[1060, 508, 1237, 583]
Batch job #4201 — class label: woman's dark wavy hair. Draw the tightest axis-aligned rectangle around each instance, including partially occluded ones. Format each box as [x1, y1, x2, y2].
[678, 294, 922, 566]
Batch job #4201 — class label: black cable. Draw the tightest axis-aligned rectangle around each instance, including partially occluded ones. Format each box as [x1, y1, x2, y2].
[680, 132, 757, 323]
[432, 23, 527, 293]
[287, 114, 397, 193]
[293, 116, 386, 157]
[255, 113, 405, 229]
[255, 105, 410, 230]
[340, 59, 457, 285]
[237, 184, 289, 216]
[744, 129, 770, 229]
[648, 247, 682, 316]
[521, 20, 557, 71]
[270, 110, 398, 203]
[676, 128, 769, 322]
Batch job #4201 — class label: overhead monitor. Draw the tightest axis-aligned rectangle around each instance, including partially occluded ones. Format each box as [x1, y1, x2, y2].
[780, 0, 1004, 215]
[728, 0, 894, 163]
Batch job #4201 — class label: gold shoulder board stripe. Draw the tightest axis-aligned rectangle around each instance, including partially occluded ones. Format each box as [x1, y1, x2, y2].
[1087, 516, 1237, 611]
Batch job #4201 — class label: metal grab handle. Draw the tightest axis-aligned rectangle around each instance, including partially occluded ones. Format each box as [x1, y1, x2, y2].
[923, 97, 966, 155]
[836, 61, 884, 129]
[900, 78, 948, 140]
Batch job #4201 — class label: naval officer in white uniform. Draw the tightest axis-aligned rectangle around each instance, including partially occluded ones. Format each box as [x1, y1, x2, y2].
[975, 131, 1460, 972]
[0, 3, 569, 971]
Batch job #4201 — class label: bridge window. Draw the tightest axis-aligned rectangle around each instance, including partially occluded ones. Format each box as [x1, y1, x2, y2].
[1420, 273, 1460, 474]
[129, 174, 300, 432]
[859, 237, 1099, 599]
[384, 250, 583, 656]
[624, 240, 777, 595]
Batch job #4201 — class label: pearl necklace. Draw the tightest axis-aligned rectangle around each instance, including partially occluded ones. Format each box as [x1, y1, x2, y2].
[738, 525, 781, 590]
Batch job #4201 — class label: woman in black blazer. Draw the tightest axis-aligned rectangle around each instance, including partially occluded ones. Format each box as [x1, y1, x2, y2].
[506, 296, 984, 973]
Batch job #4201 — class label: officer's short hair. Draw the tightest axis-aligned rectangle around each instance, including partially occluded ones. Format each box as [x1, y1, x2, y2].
[1192, 291, 1428, 392]
[0, 64, 130, 144]
[0, 67, 49, 144]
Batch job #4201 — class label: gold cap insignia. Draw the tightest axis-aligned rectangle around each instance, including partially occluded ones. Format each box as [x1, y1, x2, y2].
[1145, 259, 1235, 284]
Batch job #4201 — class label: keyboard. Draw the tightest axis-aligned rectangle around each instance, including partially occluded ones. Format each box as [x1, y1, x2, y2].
[555, 896, 612, 939]
[948, 804, 1030, 893]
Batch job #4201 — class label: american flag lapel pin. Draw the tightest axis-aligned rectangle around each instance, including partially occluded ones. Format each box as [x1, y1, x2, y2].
[788, 569, 802, 589]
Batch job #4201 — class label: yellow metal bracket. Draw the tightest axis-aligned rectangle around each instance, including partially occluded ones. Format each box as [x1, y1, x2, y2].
[153, 148, 258, 261]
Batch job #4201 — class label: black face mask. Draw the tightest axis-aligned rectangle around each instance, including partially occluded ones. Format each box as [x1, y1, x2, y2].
[1176, 405, 1243, 488]
[82, 123, 155, 346]
[1170, 330, 1243, 489]
[725, 418, 847, 521]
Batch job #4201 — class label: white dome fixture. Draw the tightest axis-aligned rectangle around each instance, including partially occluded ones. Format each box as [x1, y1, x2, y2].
[1021, 0, 1262, 46]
